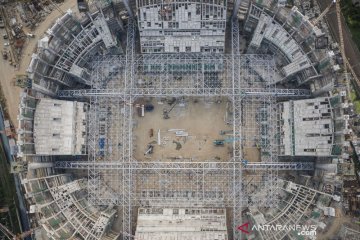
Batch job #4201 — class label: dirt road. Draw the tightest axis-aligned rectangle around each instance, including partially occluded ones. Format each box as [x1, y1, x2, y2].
[317, 0, 360, 91]
[0, 0, 77, 128]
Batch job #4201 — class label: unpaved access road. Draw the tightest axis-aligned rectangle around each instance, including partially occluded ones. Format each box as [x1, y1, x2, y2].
[0, 0, 77, 128]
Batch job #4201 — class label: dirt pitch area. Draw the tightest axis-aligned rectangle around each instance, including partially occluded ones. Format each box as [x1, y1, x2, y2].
[133, 97, 234, 162]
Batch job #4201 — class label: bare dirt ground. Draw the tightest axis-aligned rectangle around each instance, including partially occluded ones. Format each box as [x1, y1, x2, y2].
[243, 147, 261, 162]
[133, 97, 233, 162]
[316, 207, 359, 240]
[0, 0, 77, 128]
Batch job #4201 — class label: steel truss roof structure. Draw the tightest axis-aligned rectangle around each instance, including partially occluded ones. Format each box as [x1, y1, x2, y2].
[57, 18, 312, 240]
[55, 161, 315, 171]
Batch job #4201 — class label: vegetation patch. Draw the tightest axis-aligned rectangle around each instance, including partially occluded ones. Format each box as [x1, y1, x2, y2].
[341, 0, 360, 49]
[350, 90, 360, 114]
[0, 144, 20, 236]
[0, 81, 20, 236]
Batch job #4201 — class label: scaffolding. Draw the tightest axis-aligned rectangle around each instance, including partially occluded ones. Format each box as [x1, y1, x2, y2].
[51, 14, 315, 239]
[22, 174, 119, 239]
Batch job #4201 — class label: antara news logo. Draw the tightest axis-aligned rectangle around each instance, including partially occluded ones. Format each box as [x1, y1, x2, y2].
[237, 222, 317, 237]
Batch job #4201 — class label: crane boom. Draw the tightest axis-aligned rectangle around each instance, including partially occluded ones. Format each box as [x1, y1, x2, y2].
[0, 222, 33, 240]
[0, 223, 15, 239]
[312, 1, 334, 25]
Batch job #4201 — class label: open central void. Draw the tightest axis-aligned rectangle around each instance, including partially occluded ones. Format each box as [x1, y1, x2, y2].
[133, 97, 262, 163]
[133, 97, 233, 162]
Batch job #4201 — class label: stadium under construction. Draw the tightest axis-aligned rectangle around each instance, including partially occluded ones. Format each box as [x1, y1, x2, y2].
[15, 0, 350, 239]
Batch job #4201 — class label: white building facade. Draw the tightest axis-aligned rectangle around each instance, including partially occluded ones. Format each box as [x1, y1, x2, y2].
[137, 0, 227, 53]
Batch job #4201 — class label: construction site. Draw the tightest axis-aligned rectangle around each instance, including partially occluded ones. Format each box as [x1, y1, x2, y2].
[0, 0, 360, 239]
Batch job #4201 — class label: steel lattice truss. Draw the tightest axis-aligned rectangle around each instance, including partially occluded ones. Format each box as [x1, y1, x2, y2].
[55, 161, 315, 171]
[59, 19, 312, 239]
[57, 53, 311, 98]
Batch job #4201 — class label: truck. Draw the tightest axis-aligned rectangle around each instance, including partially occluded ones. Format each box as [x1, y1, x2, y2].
[0, 15, 4, 28]
[25, 33, 35, 38]
[213, 137, 242, 146]
[213, 140, 225, 146]
[2, 50, 8, 60]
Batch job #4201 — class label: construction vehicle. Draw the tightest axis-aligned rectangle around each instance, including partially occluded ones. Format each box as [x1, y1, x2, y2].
[219, 130, 233, 135]
[213, 137, 242, 146]
[213, 140, 225, 146]
[145, 104, 154, 112]
[2, 50, 8, 60]
[144, 144, 154, 155]
[14, 75, 32, 88]
[0, 13, 4, 28]
[163, 101, 177, 119]
[25, 33, 35, 38]
[0, 223, 33, 240]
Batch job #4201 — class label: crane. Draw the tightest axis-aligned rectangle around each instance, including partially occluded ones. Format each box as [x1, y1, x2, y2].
[312, 0, 335, 26]
[0, 223, 33, 240]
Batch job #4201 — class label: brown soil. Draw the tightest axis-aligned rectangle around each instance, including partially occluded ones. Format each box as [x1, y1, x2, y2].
[133, 97, 233, 162]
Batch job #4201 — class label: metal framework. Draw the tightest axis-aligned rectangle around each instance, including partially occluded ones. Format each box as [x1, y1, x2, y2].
[231, 18, 243, 239]
[56, 15, 313, 240]
[55, 161, 315, 171]
[58, 87, 311, 98]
